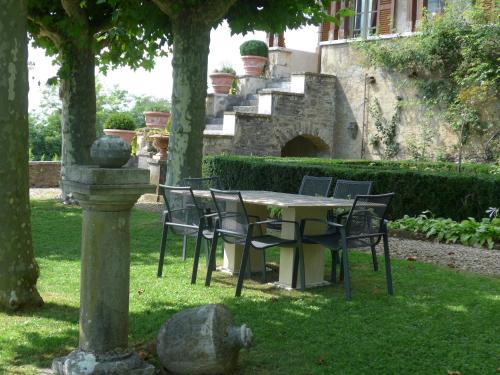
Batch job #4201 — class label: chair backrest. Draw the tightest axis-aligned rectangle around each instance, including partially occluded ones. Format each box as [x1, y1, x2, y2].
[210, 189, 249, 241]
[345, 193, 394, 238]
[298, 176, 333, 197]
[162, 186, 202, 235]
[333, 179, 373, 200]
[181, 176, 221, 190]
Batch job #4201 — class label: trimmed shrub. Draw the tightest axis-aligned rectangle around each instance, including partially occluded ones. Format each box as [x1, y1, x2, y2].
[239, 40, 268, 58]
[203, 155, 500, 220]
[103, 112, 137, 130]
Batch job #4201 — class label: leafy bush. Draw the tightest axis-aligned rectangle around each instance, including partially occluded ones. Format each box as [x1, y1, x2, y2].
[203, 155, 500, 220]
[103, 112, 137, 130]
[389, 213, 500, 249]
[240, 40, 268, 57]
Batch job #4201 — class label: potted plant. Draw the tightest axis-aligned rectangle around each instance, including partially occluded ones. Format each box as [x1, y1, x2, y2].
[143, 105, 171, 129]
[240, 40, 268, 76]
[148, 117, 171, 160]
[209, 65, 236, 94]
[103, 112, 137, 144]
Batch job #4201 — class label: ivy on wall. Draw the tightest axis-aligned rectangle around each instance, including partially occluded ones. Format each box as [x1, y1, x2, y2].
[357, 5, 500, 163]
[369, 98, 401, 159]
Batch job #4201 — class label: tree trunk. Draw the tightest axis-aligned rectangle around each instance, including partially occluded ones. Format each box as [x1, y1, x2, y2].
[60, 39, 97, 194]
[0, 0, 43, 310]
[166, 19, 211, 185]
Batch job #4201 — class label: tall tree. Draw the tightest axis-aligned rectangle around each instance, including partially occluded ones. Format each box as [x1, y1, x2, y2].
[151, 0, 345, 185]
[0, 0, 43, 310]
[27, 0, 169, 193]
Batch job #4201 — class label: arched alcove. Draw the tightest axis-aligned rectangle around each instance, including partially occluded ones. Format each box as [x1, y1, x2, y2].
[281, 135, 330, 157]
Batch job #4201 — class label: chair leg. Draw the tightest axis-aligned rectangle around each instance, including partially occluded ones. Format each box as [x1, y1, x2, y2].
[182, 234, 188, 261]
[261, 251, 267, 283]
[235, 239, 252, 297]
[205, 232, 219, 287]
[370, 244, 379, 271]
[339, 254, 344, 282]
[383, 234, 393, 295]
[331, 251, 338, 284]
[340, 241, 352, 300]
[291, 248, 299, 289]
[191, 229, 204, 285]
[157, 225, 169, 277]
[203, 239, 216, 271]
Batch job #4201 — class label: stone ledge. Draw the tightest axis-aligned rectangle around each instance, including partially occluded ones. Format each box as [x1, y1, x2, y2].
[291, 72, 337, 78]
[65, 166, 150, 185]
[258, 90, 305, 97]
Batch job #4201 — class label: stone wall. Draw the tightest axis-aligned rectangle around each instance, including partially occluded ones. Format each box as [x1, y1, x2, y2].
[29, 161, 61, 187]
[321, 41, 459, 160]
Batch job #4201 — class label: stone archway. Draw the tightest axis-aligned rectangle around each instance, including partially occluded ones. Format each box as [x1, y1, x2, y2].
[281, 134, 330, 157]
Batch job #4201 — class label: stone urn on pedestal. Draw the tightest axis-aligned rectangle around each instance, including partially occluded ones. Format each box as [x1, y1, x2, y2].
[53, 135, 155, 375]
[150, 134, 169, 160]
[240, 40, 268, 76]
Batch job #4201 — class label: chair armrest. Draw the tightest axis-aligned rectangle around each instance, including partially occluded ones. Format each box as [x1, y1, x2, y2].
[300, 218, 344, 235]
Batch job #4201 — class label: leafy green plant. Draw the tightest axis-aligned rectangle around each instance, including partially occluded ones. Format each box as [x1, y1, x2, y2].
[368, 98, 401, 159]
[240, 40, 268, 57]
[213, 65, 236, 75]
[103, 113, 137, 131]
[389, 212, 500, 249]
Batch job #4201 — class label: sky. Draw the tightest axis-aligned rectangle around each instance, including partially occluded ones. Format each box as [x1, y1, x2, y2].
[27, 22, 319, 111]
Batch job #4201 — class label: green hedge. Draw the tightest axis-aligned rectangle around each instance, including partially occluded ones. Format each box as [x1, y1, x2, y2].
[203, 156, 500, 220]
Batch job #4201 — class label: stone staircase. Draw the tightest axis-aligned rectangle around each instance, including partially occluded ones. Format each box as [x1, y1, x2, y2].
[204, 72, 336, 157]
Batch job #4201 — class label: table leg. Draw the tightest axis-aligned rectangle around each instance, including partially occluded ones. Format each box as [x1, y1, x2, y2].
[221, 203, 267, 274]
[279, 206, 329, 289]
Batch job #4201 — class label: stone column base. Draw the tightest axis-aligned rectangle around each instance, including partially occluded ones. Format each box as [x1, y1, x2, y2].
[52, 349, 155, 375]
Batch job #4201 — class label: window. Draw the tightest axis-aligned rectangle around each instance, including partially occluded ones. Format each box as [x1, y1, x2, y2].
[352, 0, 379, 38]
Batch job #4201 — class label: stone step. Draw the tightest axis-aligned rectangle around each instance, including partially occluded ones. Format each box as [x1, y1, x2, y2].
[265, 82, 291, 91]
[205, 116, 223, 125]
[233, 106, 258, 113]
[205, 123, 223, 131]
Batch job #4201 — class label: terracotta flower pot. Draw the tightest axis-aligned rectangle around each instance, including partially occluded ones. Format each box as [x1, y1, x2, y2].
[143, 111, 170, 129]
[150, 134, 169, 160]
[209, 73, 235, 94]
[103, 129, 136, 144]
[241, 55, 268, 76]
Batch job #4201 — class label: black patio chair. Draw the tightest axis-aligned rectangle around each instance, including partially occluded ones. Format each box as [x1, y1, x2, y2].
[179, 176, 221, 261]
[329, 179, 374, 268]
[205, 189, 304, 297]
[301, 193, 395, 300]
[157, 185, 216, 285]
[299, 175, 333, 196]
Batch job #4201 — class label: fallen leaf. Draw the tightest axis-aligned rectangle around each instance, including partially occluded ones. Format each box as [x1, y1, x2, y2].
[448, 252, 455, 255]
[137, 288, 145, 295]
[447, 263, 456, 268]
[138, 350, 148, 360]
[407, 256, 417, 261]
[447, 371, 462, 375]
[318, 356, 326, 365]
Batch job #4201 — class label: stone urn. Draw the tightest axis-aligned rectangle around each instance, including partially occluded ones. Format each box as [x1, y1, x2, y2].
[103, 128, 136, 144]
[150, 134, 169, 160]
[90, 135, 131, 168]
[157, 304, 252, 375]
[143, 111, 170, 129]
[209, 73, 235, 94]
[241, 56, 267, 76]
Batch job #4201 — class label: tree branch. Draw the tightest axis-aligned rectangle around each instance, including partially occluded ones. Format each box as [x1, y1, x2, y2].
[60, 0, 87, 23]
[197, 0, 238, 24]
[152, 0, 175, 17]
[27, 17, 63, 47]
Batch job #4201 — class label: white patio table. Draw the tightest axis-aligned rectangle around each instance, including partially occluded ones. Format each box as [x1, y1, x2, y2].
[192, 190, 354, 289]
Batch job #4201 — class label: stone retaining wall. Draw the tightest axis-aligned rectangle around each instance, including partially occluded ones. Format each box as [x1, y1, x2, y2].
[29, 161, 61, 187]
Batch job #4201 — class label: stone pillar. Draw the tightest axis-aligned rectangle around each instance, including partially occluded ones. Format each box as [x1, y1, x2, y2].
[53, 166, 155, 375]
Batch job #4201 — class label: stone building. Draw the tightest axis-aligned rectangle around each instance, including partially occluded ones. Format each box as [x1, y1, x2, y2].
[203, 0, 498, 161]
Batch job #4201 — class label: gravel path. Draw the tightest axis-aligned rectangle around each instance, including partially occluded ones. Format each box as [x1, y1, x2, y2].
[30, 188, 500, 277]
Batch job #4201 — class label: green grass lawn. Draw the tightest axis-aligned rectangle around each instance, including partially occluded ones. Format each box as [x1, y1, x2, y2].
[1, 200, 499, 374]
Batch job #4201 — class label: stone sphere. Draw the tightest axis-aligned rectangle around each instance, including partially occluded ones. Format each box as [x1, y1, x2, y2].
[90, 135, 131, 168]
